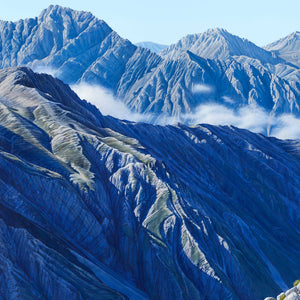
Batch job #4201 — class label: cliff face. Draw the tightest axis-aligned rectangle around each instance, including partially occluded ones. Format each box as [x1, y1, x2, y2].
[0, 67, 299, 299]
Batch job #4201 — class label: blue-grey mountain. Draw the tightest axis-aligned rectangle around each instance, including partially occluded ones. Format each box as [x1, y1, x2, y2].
[160, 28, 300, 83]
[0, 67, 299, 300]
[0, 6, 300, 120]
[160, 28, 280, 63]
[265, 31, 300, 67]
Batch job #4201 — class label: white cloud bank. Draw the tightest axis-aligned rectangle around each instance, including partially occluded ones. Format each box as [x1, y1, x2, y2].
[271, 114, 300, 140]
[71, 83, 300, 140]
[72, 83, 150, 122]
[183, 104, 300, 139]
[184, 104, 269, 133]
[32, 65, 58, 77]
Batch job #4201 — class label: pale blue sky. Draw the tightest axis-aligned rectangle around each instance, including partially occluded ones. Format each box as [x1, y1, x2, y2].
[1, 0, 299, 46]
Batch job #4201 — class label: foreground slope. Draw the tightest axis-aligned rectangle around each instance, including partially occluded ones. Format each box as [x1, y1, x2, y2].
[0, 67, 299, 300]
[1, 6, 300, 120]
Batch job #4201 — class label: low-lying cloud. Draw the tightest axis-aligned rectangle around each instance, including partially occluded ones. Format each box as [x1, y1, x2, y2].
[72, 83, 150, 122]
[192, 84, 213, 94]
[270, 114, 300, 140]
[71, 83, 300, 140]
[183, 104, 300, 139]
[184, 104, 271, 134]
[32, 65, 58, 77]
[222, 96, 235, 104]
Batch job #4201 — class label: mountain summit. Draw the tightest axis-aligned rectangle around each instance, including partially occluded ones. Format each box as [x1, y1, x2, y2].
[265, 31, 300, 67]
[0, 5, 112, 69]
[0, 5, 138, 87]
[160, 28, 280, 64]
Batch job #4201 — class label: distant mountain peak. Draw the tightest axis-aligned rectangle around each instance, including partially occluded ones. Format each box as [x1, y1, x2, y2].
[265, 31, 300, 48]
[39, 4, 84, 18]
[41, 4, 85, 14]
[265, 31, 300, 67]
[290, 31, 300, 37]
[284, 31, 300, 43]
[202, 27, 232, 37]
[37, 4, 106, 28]
[206, 27, 227, 33]
[160, 28, 279, 65]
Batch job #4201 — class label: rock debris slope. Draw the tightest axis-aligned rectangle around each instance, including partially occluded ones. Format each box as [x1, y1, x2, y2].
[0, 67, 299, 299]
[0, 6, 300, 120]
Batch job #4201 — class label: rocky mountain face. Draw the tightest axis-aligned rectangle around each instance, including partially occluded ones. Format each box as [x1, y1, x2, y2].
[118, 51, 300, 117]
[0, 5, 138, 88]
[265, 32, 300, 67]
[160, 28, 300, 83]
[160, 28, 280, 63]
[0, 6, 300, 121]
[0, 67, 299, 300]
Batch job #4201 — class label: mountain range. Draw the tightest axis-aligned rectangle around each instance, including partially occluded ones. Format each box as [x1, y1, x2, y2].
[0, 5, 300, 122]
[0, 6, 299, 300]
[0, 66, 299, 300]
